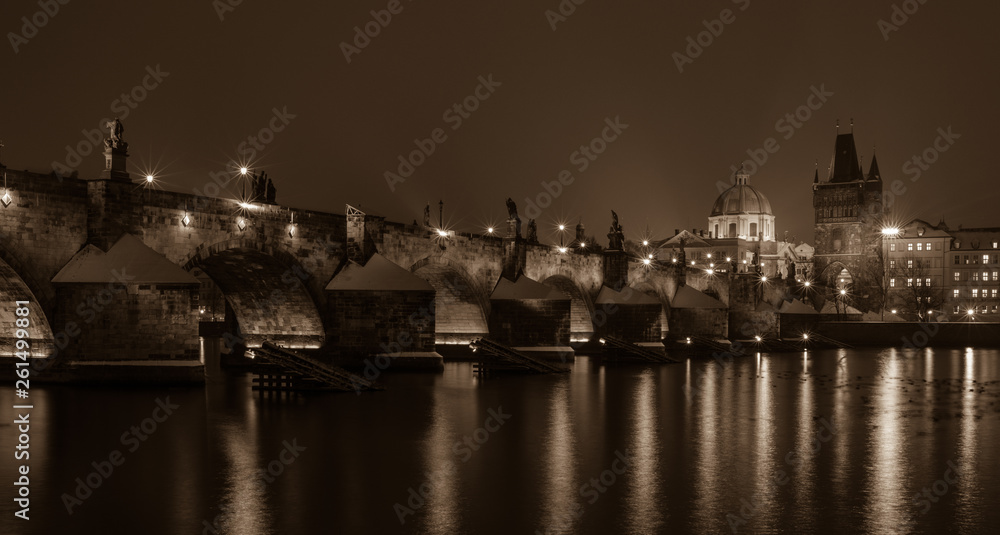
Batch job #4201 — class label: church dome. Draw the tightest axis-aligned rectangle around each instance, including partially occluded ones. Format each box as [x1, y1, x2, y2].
[710, 168, 772, 216]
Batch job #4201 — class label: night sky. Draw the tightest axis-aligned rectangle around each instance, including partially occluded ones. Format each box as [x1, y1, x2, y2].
[2, 0, 998, 245]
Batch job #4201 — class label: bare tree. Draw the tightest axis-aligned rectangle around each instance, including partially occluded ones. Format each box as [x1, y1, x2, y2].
[887, 255, 944, 320]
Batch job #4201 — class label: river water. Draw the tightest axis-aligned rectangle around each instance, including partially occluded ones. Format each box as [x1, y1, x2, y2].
[2, 346, 999, 535]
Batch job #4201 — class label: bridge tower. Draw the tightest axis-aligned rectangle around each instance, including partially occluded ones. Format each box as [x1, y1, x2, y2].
[812, 124, 883, 310]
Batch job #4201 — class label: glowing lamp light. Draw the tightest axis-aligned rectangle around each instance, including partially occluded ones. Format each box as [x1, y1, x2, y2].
[760, 276, 767, 282]
[237, 218, 246, 231]
[754, 335, 762, 342]
[437, 229, 448, 237]
[882, 227, 900, 236]
[643, 258, 651, 265]
[671, 258, 677, 263]
[240, 167, 248, 175]
[804, 281, 811, 287]
[289, 225, 296, 238]
[891, 309, 897, 314]
[686, 337, 691, 344]
[742, 260, 747, 264]
[642, 240, 649, 246]
[580, 242, 586, 248]
[599, 338, 606, 345]
[967, 309, 975, 315]
[199, 307, 205, 314]
[928, 310, 933, 316]
[802, 334, 809, 340]
[649, 253, 654, 259]
[840, 289, 847, 295]
[691, 261, 696, 265]
[559, 224, 566, 231]
[239, 202, 252, 209]
[707, 253, 712, 258]
[558, 247, 568, 254]
[726, 257, 731, 262]
[145, 174, 154, 183]
[487, 227, 494, 234]
[706, 269, 714, 274]
[1, 191, 12, 207]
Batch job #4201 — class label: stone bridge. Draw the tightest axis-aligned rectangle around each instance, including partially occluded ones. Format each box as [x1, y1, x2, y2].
[0, 149, 754, 373]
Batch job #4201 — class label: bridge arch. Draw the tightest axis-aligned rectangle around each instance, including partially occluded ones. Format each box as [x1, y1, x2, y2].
[409, 256, 489, 344]
[0, 255, 55, 358]
[540, 274, 596, 342]
[181, 238, 327, 349]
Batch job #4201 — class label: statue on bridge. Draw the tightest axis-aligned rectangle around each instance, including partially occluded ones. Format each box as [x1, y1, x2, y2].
[607, 210, 624, 250]
[104, 118, 127, 151]
[423, 203, 431, 227]
[506, 197, 519, 221]
[505, 197, 521, 238]
[526, 219, 538, 243]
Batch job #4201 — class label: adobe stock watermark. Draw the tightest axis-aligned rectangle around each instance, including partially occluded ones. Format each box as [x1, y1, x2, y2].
[60, 397, 180, 515]
[184, 106, 296, 207]
[536, 449, 633, 534]
[715, 84, 833, 194]
[7, 0, 71, 54]
[213, 0, 245, 22]
[726, 418, 835, 533]
[858, 125, 960, 225]
[907, 459, 961, 521]
[522, 115, 628, 220]
[878, 0, 929, 41]
[51, 65, 171, 180]
[201, 439, 306, 534]
[384, 74, 502, 192]
[340, 0, 414, 64]
[544, 0, 587, 31]
[672, 0, 751, 73]
[393, 406, 512, 524]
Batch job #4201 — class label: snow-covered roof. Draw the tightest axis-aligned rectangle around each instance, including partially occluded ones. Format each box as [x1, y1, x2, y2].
[670, 285, 726, 309]
[778, 299, 818, 314]
[595, 285, 660, 305]
[52, 234, 198, 284]
[325, 254, 433, 291]
[491, 276, 570, 300]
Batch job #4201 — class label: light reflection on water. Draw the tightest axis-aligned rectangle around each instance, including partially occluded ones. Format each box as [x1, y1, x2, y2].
[1, 348, 1000, 535]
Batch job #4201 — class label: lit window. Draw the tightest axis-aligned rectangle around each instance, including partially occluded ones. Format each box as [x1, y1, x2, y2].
[917, 243, 923, 251]
[916, 278, 922, 287]
[985, 255, 991, 265]
[890, 278, 896, 288]
[973, 289, 979, 298]
[954, 289, 960, 298]
[925, 278, 931, 287]
[954, 272, 960, 281]
[965, 255, 970, 265]
[907, 243, 913, 251]
[907, 278, 913, 287]
[926, 243, 932, 250]
[984, 272, 990, 282]
[890, 260, 896, 269]
[993, 272, 998, 281]
[973, 273, 979, 281]
[993, 289, 998, 298]
[994, 241, 998, 249]
[890, 243, 896, 252]
[907, 260, 913, 269]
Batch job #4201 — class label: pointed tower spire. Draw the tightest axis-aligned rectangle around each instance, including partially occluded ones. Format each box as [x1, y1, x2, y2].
[868, 148, 882, 182]
[813, 160, 819, 183]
